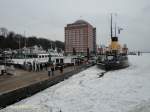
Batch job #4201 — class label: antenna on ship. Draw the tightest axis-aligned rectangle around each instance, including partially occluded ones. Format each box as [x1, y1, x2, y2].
[111, 13, 113, 38]
[19, 35, 21, 50]
[111, 13, 118, 37]
[115, 22, 117, 37]
[114, 13, 117, 37]
[51, 42, 52, 49]
[24, 31, 26, 48]
[24, 31, 27, 62]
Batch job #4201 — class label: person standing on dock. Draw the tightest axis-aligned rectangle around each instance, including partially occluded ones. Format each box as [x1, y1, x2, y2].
[37, 62, 40, 72]
[34, 61, 37, 72]
[60, 65, 63, 74]
[45, 63, 48, 71]
[48, 65, 51, 78]
[73, 60, 76, 70]
[51, 65, 54, 76]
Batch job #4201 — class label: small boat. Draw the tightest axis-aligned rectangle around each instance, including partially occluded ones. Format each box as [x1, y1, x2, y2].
[97, 14, 129, 70]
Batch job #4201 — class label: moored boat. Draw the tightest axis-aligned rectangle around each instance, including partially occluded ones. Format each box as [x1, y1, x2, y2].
[97, 14, 129, 70]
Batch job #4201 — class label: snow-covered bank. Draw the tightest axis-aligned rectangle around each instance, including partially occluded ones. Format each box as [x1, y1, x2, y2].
[1, 54, 150, 112]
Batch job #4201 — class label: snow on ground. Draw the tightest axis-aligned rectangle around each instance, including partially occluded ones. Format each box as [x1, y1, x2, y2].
[1, 54, 150, 112]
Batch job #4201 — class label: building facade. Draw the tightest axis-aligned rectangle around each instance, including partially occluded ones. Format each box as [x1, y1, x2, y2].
[93, 28, 96, 54]
[65, 20, 96, 55]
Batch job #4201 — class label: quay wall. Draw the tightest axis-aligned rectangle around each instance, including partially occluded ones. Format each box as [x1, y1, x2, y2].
[0, 64, 93, 109]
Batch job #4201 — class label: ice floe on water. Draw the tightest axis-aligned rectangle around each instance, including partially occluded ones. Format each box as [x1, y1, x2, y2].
[1, 54, 150, 112]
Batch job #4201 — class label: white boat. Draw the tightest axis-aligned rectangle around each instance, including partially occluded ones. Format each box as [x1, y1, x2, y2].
[11, 53, 50, 65]
[9, 45, 65, 67]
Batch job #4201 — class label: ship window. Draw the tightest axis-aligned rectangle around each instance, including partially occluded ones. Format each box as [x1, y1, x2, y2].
[107, 56, 113, 60]
[56, 59, 59, 63]
[60, 59, 64, 63]
[28, 55, 32, 58]
[33, 55, 38, 58]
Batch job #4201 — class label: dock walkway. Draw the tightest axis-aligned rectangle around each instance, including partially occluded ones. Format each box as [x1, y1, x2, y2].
[0, 66, 78, 94]
[0, 64, 91, 108]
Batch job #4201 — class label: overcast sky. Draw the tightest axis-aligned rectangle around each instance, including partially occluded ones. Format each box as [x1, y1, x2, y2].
[0, 0, 150, 51]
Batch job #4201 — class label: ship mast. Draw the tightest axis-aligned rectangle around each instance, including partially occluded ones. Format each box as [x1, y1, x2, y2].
[111, 14, 113, 38]
[111, 14, 117, 38]
[115, 22, 117, 37]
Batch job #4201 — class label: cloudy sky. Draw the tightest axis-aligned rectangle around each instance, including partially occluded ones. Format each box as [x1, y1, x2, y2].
[0, 0, 150, 51]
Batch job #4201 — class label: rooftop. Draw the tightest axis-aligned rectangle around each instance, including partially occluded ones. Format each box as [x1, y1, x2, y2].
[74, 20, 90, 24]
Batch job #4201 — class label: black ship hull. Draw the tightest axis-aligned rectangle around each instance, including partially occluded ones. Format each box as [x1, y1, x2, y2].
[97, 56, 129, 71]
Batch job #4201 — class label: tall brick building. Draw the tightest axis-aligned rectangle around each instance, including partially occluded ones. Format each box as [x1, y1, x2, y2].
[65, 20, 96, 55]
